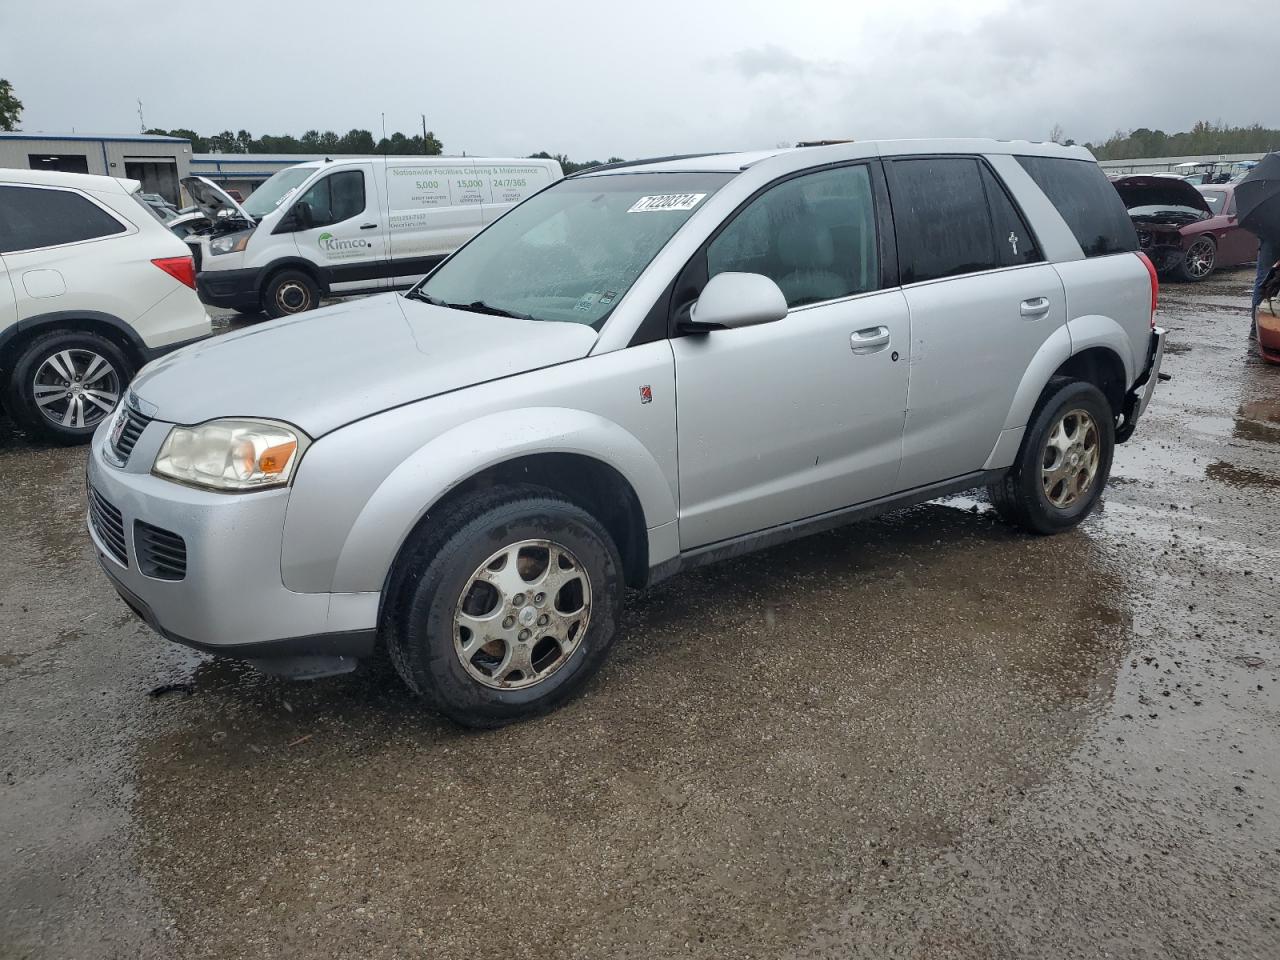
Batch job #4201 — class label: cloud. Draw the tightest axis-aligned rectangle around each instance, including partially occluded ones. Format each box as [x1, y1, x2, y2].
[721, 45, 838, 80]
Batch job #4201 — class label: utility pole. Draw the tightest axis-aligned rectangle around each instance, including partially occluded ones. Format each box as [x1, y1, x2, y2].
[421, 114, 427, 145]
[137, 99, 145, 133]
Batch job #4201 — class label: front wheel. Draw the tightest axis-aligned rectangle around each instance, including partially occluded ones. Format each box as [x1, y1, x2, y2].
[4, 330, 131, 444]
[988, 379, 1115, 535]
[1178, 235, 1216, 282]
[387, 485, 624, 727]
[263, 269, 321, 318]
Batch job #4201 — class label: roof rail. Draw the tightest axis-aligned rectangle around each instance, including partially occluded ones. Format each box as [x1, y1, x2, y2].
[566, 153, 729, 177]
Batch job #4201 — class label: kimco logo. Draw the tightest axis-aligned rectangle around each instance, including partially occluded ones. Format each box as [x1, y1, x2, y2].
[317, 232, 372, 252]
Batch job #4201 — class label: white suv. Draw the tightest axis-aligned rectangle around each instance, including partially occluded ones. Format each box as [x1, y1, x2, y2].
[0, 169, 211, 443]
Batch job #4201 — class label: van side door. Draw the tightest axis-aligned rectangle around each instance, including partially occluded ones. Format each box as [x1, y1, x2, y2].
[282, 164, 388, 293]
[385, 160, 482, 286]
[885, 156, 1067, 489]
[477, 162, 557, 226]
[673, 162, 910, 549]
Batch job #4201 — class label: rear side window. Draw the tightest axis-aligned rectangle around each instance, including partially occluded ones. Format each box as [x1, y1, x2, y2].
[1015, 156, 1137, 257]
[0, 185, 127, 253]
[707, 164, 880, 308]
[982, 165, 1042, 267]
[887, 157, 998, 284]
[293, 170, 366, 228]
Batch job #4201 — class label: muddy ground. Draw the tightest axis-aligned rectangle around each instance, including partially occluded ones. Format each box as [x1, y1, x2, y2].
[2, 272, 1277, 959]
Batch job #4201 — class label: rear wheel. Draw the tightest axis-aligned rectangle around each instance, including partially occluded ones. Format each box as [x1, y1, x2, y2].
[4, 330, 131, 444]
[263, 269, 321, 318]
[387, 484, 624, 727]
[988, 379, 1114, 535]
[1177, 235, 1216, 282]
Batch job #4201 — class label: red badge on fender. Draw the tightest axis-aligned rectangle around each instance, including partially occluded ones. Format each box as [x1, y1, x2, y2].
[639, 385, 653, 404]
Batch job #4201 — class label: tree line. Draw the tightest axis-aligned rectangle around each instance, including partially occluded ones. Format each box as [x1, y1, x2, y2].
[1081, 121, 1280, 160]
[142, 127, 623, 173]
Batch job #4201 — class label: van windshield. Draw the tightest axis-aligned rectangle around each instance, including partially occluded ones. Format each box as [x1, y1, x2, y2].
[410, 171, 735, 326]
[242, 167, 315, 219]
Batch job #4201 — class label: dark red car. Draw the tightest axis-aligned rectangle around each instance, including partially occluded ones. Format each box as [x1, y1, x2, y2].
[1110, 176, 1256, 281]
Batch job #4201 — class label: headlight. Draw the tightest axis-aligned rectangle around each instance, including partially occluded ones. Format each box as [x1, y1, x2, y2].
[209, 229, 254, 256]
[153, 419, 309, 491]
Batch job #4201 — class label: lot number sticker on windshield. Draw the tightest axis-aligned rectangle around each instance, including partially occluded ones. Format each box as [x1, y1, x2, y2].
[628, 193, 707, 213]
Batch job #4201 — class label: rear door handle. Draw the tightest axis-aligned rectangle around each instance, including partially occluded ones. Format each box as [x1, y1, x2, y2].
[850, 326, 891, 354]
[1020, 297, 1051, 319]
[359, 223, 378, 230]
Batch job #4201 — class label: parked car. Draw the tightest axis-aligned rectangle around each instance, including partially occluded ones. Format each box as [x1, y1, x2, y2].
[1111, 175, 1256, 281]
[86, 140, 1165, 725]
[182, 155, 563, 318]
[0, 169, 211, 443]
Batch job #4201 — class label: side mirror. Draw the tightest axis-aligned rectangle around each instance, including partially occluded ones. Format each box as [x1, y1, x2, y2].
[684, 272, 788, 332]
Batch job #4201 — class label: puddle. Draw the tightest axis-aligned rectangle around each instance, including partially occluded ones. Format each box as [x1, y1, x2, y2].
[1205, 460, 1280, 490]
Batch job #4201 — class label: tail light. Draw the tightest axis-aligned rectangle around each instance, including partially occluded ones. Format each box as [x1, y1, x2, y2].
[1136, 251, 1159, 328]
[152, 255, 197, 290]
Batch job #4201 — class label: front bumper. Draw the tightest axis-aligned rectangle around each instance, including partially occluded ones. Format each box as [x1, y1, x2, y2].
[1116, 326, 1166, 442]
[195, 266, 261, 312]
[85, 416, 378, 675]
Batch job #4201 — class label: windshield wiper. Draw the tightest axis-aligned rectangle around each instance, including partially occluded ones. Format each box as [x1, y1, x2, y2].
[405, 291, 535, 321]
[446, 300, 535, 321]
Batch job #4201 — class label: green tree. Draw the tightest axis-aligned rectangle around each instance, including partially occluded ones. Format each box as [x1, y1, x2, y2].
[0, 79, 21, 131]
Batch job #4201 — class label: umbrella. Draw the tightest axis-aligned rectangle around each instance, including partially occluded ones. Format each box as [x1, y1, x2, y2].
[1234, 152, 1280, 240]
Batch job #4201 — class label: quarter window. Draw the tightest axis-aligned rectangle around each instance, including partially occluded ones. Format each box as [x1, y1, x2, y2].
[0, 186, 127, 253]
[293, 170, 366, 229]
[888, 158, 999, 284]
[707, 165, 880, 308]
[1015, 155, 1137, 258]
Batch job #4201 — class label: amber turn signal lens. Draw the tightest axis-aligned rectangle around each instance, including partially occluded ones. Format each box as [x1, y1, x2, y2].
[258, 440, 297, 475]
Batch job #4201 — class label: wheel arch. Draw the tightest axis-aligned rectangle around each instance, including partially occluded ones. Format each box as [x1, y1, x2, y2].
[314, 407, 679, 599]
[257, 257, 329, 297]
[0, 310, 146, 380]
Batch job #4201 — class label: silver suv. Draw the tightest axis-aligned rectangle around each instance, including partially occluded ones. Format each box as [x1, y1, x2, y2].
[86, 140, 1165, 726]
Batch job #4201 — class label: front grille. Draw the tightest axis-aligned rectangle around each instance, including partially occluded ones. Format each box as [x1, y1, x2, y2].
[111, 407, 151, 463]
[89, 486, 127, 565]
[134, 520, 187, 581]
[186, 240, 202, 271]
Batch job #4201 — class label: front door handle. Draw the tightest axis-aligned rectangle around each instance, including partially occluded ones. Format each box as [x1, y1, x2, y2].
[359, 223, 378, 230]
[850, 326, 891, 354]
[1020, 297, 1051, 319]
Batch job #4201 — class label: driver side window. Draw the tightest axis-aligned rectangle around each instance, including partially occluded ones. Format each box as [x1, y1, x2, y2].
[707, 165, 879, 308]
[293, 170, 366, 229]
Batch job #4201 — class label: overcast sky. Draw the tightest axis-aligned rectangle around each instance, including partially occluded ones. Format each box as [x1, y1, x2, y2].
[2, 0, 1276, 158]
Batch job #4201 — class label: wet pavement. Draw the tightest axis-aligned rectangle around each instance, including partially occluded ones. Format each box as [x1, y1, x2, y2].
[2, 272, 1278, 959]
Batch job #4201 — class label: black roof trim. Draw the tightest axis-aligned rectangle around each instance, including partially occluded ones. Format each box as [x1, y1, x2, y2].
[566, 153, 730, 177]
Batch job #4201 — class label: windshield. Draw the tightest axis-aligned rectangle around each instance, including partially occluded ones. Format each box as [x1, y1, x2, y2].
[1199, 190, 1227, 214]
[1125, 203, 1206, 220]
[411, 171, 735, 326]
[130, 191, 173, 225]
[242, 166, 315, 219]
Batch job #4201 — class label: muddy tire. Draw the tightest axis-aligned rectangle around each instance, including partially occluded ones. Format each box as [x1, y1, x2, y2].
[988, 378, 1114, 535]
[386, 484, 624, 728]
[4, 330, 132, 445]
[1177, 235, 1216, 282]
[263, 269, 321, 318]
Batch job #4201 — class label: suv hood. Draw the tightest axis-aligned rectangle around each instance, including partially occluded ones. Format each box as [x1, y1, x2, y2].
[130, 294, 599, 436]
[180, 175, 255, 225]
[1112, 176, 1212, 217]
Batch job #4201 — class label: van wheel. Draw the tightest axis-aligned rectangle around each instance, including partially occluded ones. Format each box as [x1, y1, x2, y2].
[988, 379, 1114, 535]
[1177, 236, 1216, 282]
[263, 270, 321, 317]
[386, 484, 624, 728]
[4, 330, 131, 445]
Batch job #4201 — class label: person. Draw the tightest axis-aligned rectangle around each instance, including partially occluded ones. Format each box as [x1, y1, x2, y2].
[1254, 235, 1278, 323]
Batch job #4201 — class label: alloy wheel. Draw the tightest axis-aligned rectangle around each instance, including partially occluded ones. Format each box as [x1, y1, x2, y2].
[32, 349, 121, 429]
[1040, 408, 1100, 509]
[1185, 238, 1215, 279]
[453, 539, 592, 690]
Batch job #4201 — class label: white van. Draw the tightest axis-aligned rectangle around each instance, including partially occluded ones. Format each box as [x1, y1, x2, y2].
[182, 156, 562, 317]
